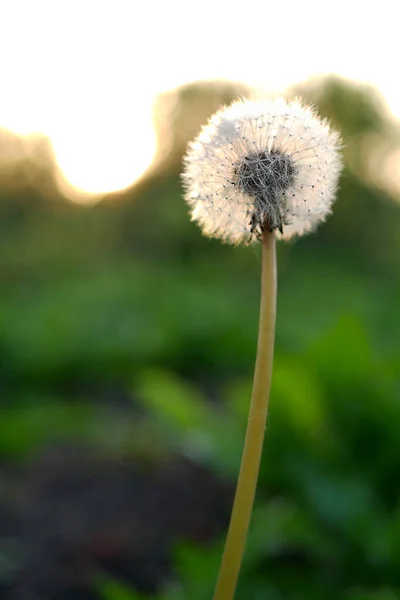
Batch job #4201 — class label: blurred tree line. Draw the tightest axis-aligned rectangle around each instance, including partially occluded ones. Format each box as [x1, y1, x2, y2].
[0, 77, 399, 600]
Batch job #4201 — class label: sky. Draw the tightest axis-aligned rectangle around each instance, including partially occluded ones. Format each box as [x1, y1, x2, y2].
[0, 0, 397, 198]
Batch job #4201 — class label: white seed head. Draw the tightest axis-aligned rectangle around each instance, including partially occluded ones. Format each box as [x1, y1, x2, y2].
[182, 97, 342, 244]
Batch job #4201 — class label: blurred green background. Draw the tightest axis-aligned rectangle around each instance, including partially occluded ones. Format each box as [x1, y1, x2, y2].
[0, 78, 400, 600]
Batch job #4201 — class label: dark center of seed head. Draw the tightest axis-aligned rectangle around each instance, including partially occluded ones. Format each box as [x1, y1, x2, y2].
[235, 149, 295, 201]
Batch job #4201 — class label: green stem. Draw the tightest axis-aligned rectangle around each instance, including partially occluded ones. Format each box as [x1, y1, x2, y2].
[213, 229, 277, 600]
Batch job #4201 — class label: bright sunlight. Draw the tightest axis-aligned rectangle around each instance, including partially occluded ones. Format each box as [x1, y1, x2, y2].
[0, 0, 398, 200]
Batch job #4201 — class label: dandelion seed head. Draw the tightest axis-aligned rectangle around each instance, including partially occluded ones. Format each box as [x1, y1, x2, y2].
[182, 97, 342, 244]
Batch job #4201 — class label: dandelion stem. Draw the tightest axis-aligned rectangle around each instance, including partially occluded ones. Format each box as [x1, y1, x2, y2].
[213, 229, 277, 600]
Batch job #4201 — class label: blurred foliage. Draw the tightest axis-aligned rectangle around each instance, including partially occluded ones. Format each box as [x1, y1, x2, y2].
[0, 77, 400, 599]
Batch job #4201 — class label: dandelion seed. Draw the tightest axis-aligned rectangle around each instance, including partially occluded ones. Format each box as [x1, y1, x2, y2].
[182, 97, 342, 244]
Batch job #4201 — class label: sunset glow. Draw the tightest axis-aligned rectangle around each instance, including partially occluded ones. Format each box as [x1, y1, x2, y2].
[1, 0, 398, 199]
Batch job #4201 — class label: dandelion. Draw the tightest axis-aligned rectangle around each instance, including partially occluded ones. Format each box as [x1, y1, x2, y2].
[182, 97, 342, 600]
[183, 97, 342, 244]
